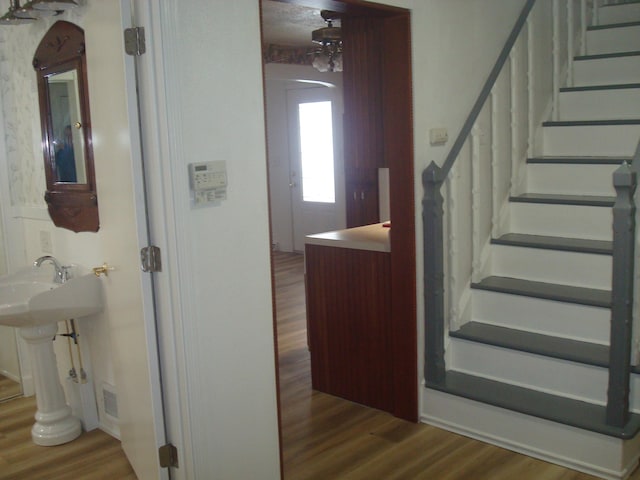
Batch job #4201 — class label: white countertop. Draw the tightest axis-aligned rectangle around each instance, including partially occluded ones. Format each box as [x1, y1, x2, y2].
[305, 223, 391, 253]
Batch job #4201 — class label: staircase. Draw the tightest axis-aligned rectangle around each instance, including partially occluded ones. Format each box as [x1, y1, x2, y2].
[423, 2, 640, 479]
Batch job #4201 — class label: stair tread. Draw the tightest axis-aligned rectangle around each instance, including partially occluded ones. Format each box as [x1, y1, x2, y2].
[492, 233, 612, 254]
[450, 321, 609, 367]
[542, 119, 640, 126]
[587, 20, 640, 30]
[471, 276, 611, 307]
[425, 371, 640, 439]
[560, 82, 640, 92]
[510, 193, 615, 206]
[527, 156, 630, 164]
[575, 50, 640, 61]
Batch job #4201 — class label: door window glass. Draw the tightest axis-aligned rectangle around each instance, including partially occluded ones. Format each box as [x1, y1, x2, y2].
[298, 101, 335, 203]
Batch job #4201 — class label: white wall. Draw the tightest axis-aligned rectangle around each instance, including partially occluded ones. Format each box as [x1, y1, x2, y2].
[154, 1, 281, 478]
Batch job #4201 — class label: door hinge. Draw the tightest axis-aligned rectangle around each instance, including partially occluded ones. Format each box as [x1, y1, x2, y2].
[124, 27, 146, 56]
[141, 246, 162, 273]
[158, 443, 178, 468]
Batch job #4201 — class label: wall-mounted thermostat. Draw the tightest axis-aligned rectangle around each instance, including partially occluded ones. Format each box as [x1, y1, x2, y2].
[189, 161, 227, 206]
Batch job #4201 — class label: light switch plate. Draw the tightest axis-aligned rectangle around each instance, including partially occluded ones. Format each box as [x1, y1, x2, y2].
[430, 127, 449, 145]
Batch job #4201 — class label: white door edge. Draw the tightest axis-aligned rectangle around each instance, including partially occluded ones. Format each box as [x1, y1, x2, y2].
[120, 1, 171, 478]
[127, 1, 194, 478]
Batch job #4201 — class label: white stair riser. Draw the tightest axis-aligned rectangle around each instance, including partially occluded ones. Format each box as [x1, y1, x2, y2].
[423, 390, 640, 480]
[450, 339, 609, 405]
[573, 56, 640, 86]
[510, 203, 612, 240]
[527, 163, 618, 197]
[586, 25, 640, 55]
[559, 89, 640, 121]
[598, 3, 640, 25]
[542, 124, 640, 156]
[450, 340, 640, 413]
[491, 244, 612, 290]
[472, 289, 610, 344]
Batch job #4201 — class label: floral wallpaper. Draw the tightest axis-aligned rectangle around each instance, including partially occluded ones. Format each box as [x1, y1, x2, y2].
[0, 10, 85, 208]
[263, 43, 315, 67]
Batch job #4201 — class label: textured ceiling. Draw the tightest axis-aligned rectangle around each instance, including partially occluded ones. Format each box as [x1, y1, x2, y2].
[262, 1, 340, 47]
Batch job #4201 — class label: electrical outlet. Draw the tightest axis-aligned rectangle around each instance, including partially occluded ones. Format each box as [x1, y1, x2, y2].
[39, 230, 53, 254]
[429, 127, 448, 145]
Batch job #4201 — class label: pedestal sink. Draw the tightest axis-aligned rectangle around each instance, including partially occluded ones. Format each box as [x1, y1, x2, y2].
[0, 260, 103, 446]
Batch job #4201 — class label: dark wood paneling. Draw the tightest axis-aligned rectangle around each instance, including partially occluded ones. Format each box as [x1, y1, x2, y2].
[382, 13, 417, 422]
[306, 244, 393, 412]
[342, 16, 385, 228]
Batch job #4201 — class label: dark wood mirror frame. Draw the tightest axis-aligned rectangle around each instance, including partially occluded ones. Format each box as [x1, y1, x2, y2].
[33, 21, 99, 232]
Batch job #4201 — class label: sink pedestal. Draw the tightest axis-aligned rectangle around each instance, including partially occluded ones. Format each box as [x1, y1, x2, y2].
[20, 323, 81, 446]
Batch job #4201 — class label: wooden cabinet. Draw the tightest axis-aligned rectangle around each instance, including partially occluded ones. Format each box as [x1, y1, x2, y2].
[345, 177, 379, 227]
[305, 243, 393, 413]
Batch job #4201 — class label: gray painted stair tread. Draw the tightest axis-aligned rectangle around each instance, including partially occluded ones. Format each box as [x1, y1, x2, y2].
[527, 156, 629, 164]
[492, 233, 612, 254]
[575, 50, 640, 60]
[509, 193, 615, 206]
[542, 119, 640, 126]
[450, 322, 610, 367]
[425, 371, 640, 439]
[471, 276, 611, 307]
[560, 83, 640, 92]
[587, 20, 640, 30]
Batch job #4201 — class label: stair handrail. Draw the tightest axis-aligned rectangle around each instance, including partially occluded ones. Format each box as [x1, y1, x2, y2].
[607, 138, 640, 427]
[422, 0, 537, 383]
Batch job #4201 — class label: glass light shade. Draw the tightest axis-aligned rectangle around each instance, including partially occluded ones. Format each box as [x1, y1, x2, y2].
[31, 0, 78, 11]
[14, 1, 58, 18]
[0, 0, 36, 24]
[312, 53, 331, 73]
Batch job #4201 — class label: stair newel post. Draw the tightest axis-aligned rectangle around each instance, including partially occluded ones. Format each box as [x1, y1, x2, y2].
[606, 162, 636, 427]
[423, 162, 446, 383]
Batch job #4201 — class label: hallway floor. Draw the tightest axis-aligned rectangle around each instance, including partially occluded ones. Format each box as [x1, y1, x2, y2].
[274, 252, 640, 480]
[0, 395, 135, 479]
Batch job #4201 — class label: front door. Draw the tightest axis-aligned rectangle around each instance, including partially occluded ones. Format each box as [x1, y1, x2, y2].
[287, 86, 344, 251]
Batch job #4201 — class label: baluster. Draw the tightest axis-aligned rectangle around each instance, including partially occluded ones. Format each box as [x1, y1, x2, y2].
[581, 0, 587, 55]
[510, 51, 521, 195]
[567, 1, 574, 87]
[527, 18, 534, 156]
[491, 90, 500, 238]
[552, 0, 560, 120]
[471, 123, 482, 283]
[423, 163, 446, 384]
[446, 164, 460, 330]
[606, 163, 636, 427]
[592, 0, 599, 26]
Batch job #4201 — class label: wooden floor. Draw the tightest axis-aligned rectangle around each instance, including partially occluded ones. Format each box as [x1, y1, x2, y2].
[273, 251, 640, 480]
[0, 395, 136, 479]
[0, 374, 21, 402]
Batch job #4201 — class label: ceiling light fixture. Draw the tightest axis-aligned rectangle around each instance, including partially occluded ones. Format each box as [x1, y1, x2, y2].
[0, 0, 37, 24]
[311, 10, 342, 73]
[15, 0, 59, 19]
[31, 0, 78, 12]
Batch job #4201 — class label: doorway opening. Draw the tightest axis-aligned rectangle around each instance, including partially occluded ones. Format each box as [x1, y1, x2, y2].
[261, 0, 416, 471]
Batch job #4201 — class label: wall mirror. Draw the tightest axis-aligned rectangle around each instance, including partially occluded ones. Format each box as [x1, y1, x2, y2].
[33, 21, 98, 232]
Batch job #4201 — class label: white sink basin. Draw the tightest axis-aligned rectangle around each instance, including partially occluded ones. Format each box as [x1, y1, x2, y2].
[0, 266, 103, 327]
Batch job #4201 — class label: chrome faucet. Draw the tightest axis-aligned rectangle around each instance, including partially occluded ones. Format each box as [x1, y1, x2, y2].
[34, 256, 71, 283]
